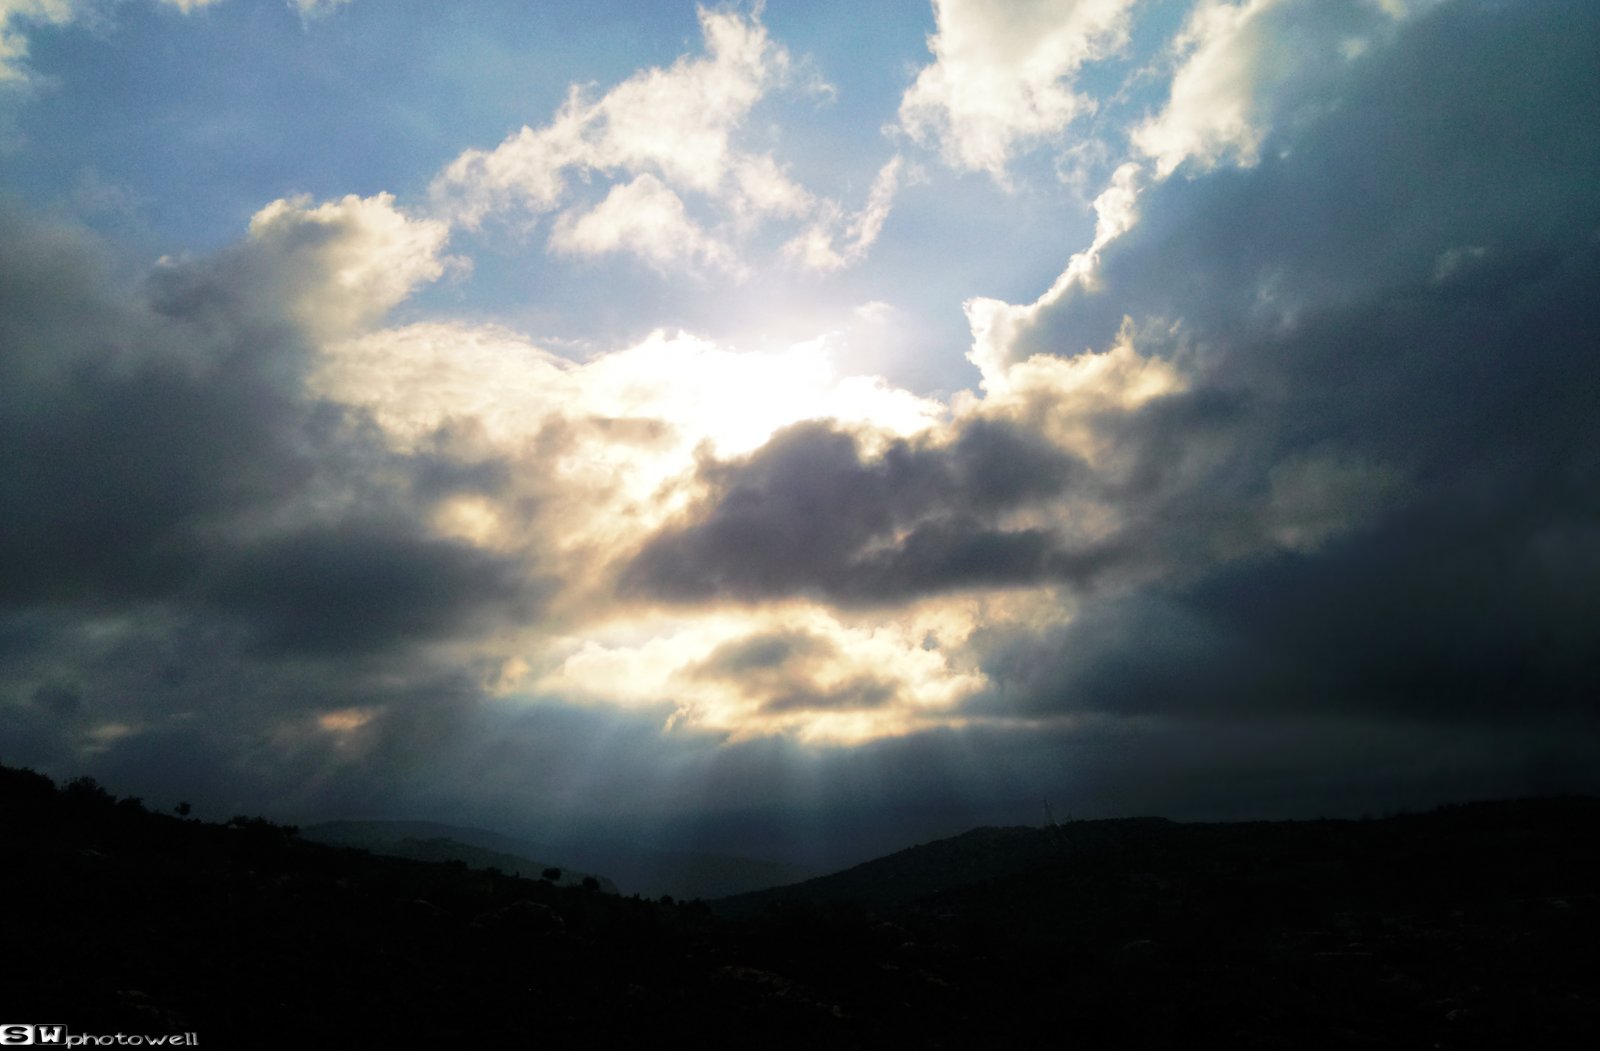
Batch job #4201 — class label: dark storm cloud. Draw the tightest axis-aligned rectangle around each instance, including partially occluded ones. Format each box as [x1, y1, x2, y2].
[204, 520, 531, 656]
[0, 202, 540, 798]
[0, 214, 307, 605]
[623, 416, 1091, 605]
[628, 0, 1600, 751]
[973, 481, 1600, 724]
[964, 0, 1600, 726]
[693, 629, 837, 678]
[3, 0, 1597, 868]
[0, 203, 534, 643]
[690, 629, 898, 715]
[759, 676, 896, 715]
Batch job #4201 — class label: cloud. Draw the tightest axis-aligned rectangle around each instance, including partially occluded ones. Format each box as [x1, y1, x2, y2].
[783, 156, 903, 272]
[1131, 0, 1286, 177]
[1131, 0, 1437, 179]
[431, 6, 788, 228]
[620, 417, 1098, 607]
[310, 322, 948, 588]
[1, 0, 81, 82]
[899, 0, 1137, 179]
[729, 153, 814, 221]
[288, 0, 350, 19]
[0, 196, 538, 798]
[950, 0, 1600, 730]
[0, 2, 308, 83]
[537, 603, 987, 744]
[964, 160, 1144, 378]
[610, 0, 1600, 759]
[3, 0, 1597, 845]
[236, 193, 455, 337]
[431, 5, 895, 274]
[549, 174, 739, 273]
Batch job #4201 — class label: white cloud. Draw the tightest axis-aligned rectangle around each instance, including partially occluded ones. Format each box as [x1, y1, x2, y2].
[730, 153, 814, 222]
[548, 174, 738, 274]
[432, 93, 591, 227]
[967, 316, 1188, 471]
[289, 0, 350, 18]
[0, 1, 303, 83]
[311, 319, 948, 583]
[431, 5, 892, 274]
[1132, 0, 1432, 179]
[783, 155, 903, 272]
[538, 603, 988, 744]
[431, 6, 788, 228]
[965, 160, 1143, 377]
[899, 0, 1137, 180]
[1131, 0, 1287, 177]
[316, 322, 945, 472]
[242, 192, 454, 337]
[590, 6, 778, 193]
[1, 0, 80, 82]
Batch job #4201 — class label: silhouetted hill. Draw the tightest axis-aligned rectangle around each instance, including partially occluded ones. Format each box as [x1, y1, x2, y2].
[717, 818, 1174, 915]
[303, 818, 810, 899]
[4, 761, 1596, 1048]
[300, 819, 617, 892]
[547, 839, 816, 901]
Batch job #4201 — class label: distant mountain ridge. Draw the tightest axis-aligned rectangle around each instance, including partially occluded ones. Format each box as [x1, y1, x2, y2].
[713, 804, 1600, 918]
[715, 818, 1174, 915]
[6, 762, 1598, 1048]
[300, 819, 616, 892]
[301, 818, 814, 899]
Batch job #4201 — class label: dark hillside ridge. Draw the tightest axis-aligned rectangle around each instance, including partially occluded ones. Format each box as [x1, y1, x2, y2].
[4, 762, 1596, 1048]
[716, 818, 1174, 915]
[303, 818, 813, 900]
[300, 819, 618, 892]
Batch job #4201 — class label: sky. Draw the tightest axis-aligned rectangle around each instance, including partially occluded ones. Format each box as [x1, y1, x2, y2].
[2, 0, 1597, 868]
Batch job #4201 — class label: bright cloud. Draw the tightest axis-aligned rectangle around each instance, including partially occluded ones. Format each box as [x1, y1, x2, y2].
[431, 5, 896, 274]
[1132, 0, 1430, 178]
[550, 174, 738, 273]
[311, 321, 949, 606]
[537, 600, 991, 744]
[1, 1, 251, 81]
[899, 0, 1137, 179]
[1, 0, 79, 81]
[289, 0, 350, 18]
[3, 0, 1597, 842]
[430, 7, 786, 228]
[1132, 0, 1287, 176]
[241, 192, 455, 337]
[783, 156, 903, 272]
[964, 160, 1144, 377]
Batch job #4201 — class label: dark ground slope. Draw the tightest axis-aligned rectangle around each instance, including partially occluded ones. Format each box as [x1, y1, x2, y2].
[4, 761, 1598, 1048]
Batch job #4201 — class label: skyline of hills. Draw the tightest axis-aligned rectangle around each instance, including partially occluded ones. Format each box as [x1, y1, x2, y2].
[6, 759, 1596, 1045]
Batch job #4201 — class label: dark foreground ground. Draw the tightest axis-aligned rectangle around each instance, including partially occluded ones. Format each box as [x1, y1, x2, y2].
[3, 761, 1596, 1048]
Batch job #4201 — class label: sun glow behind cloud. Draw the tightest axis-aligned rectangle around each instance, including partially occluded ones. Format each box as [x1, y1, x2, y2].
[531, 595, 1040, 745]
[280, 0, 1377, 745]
[4, 0, 1598, 838]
